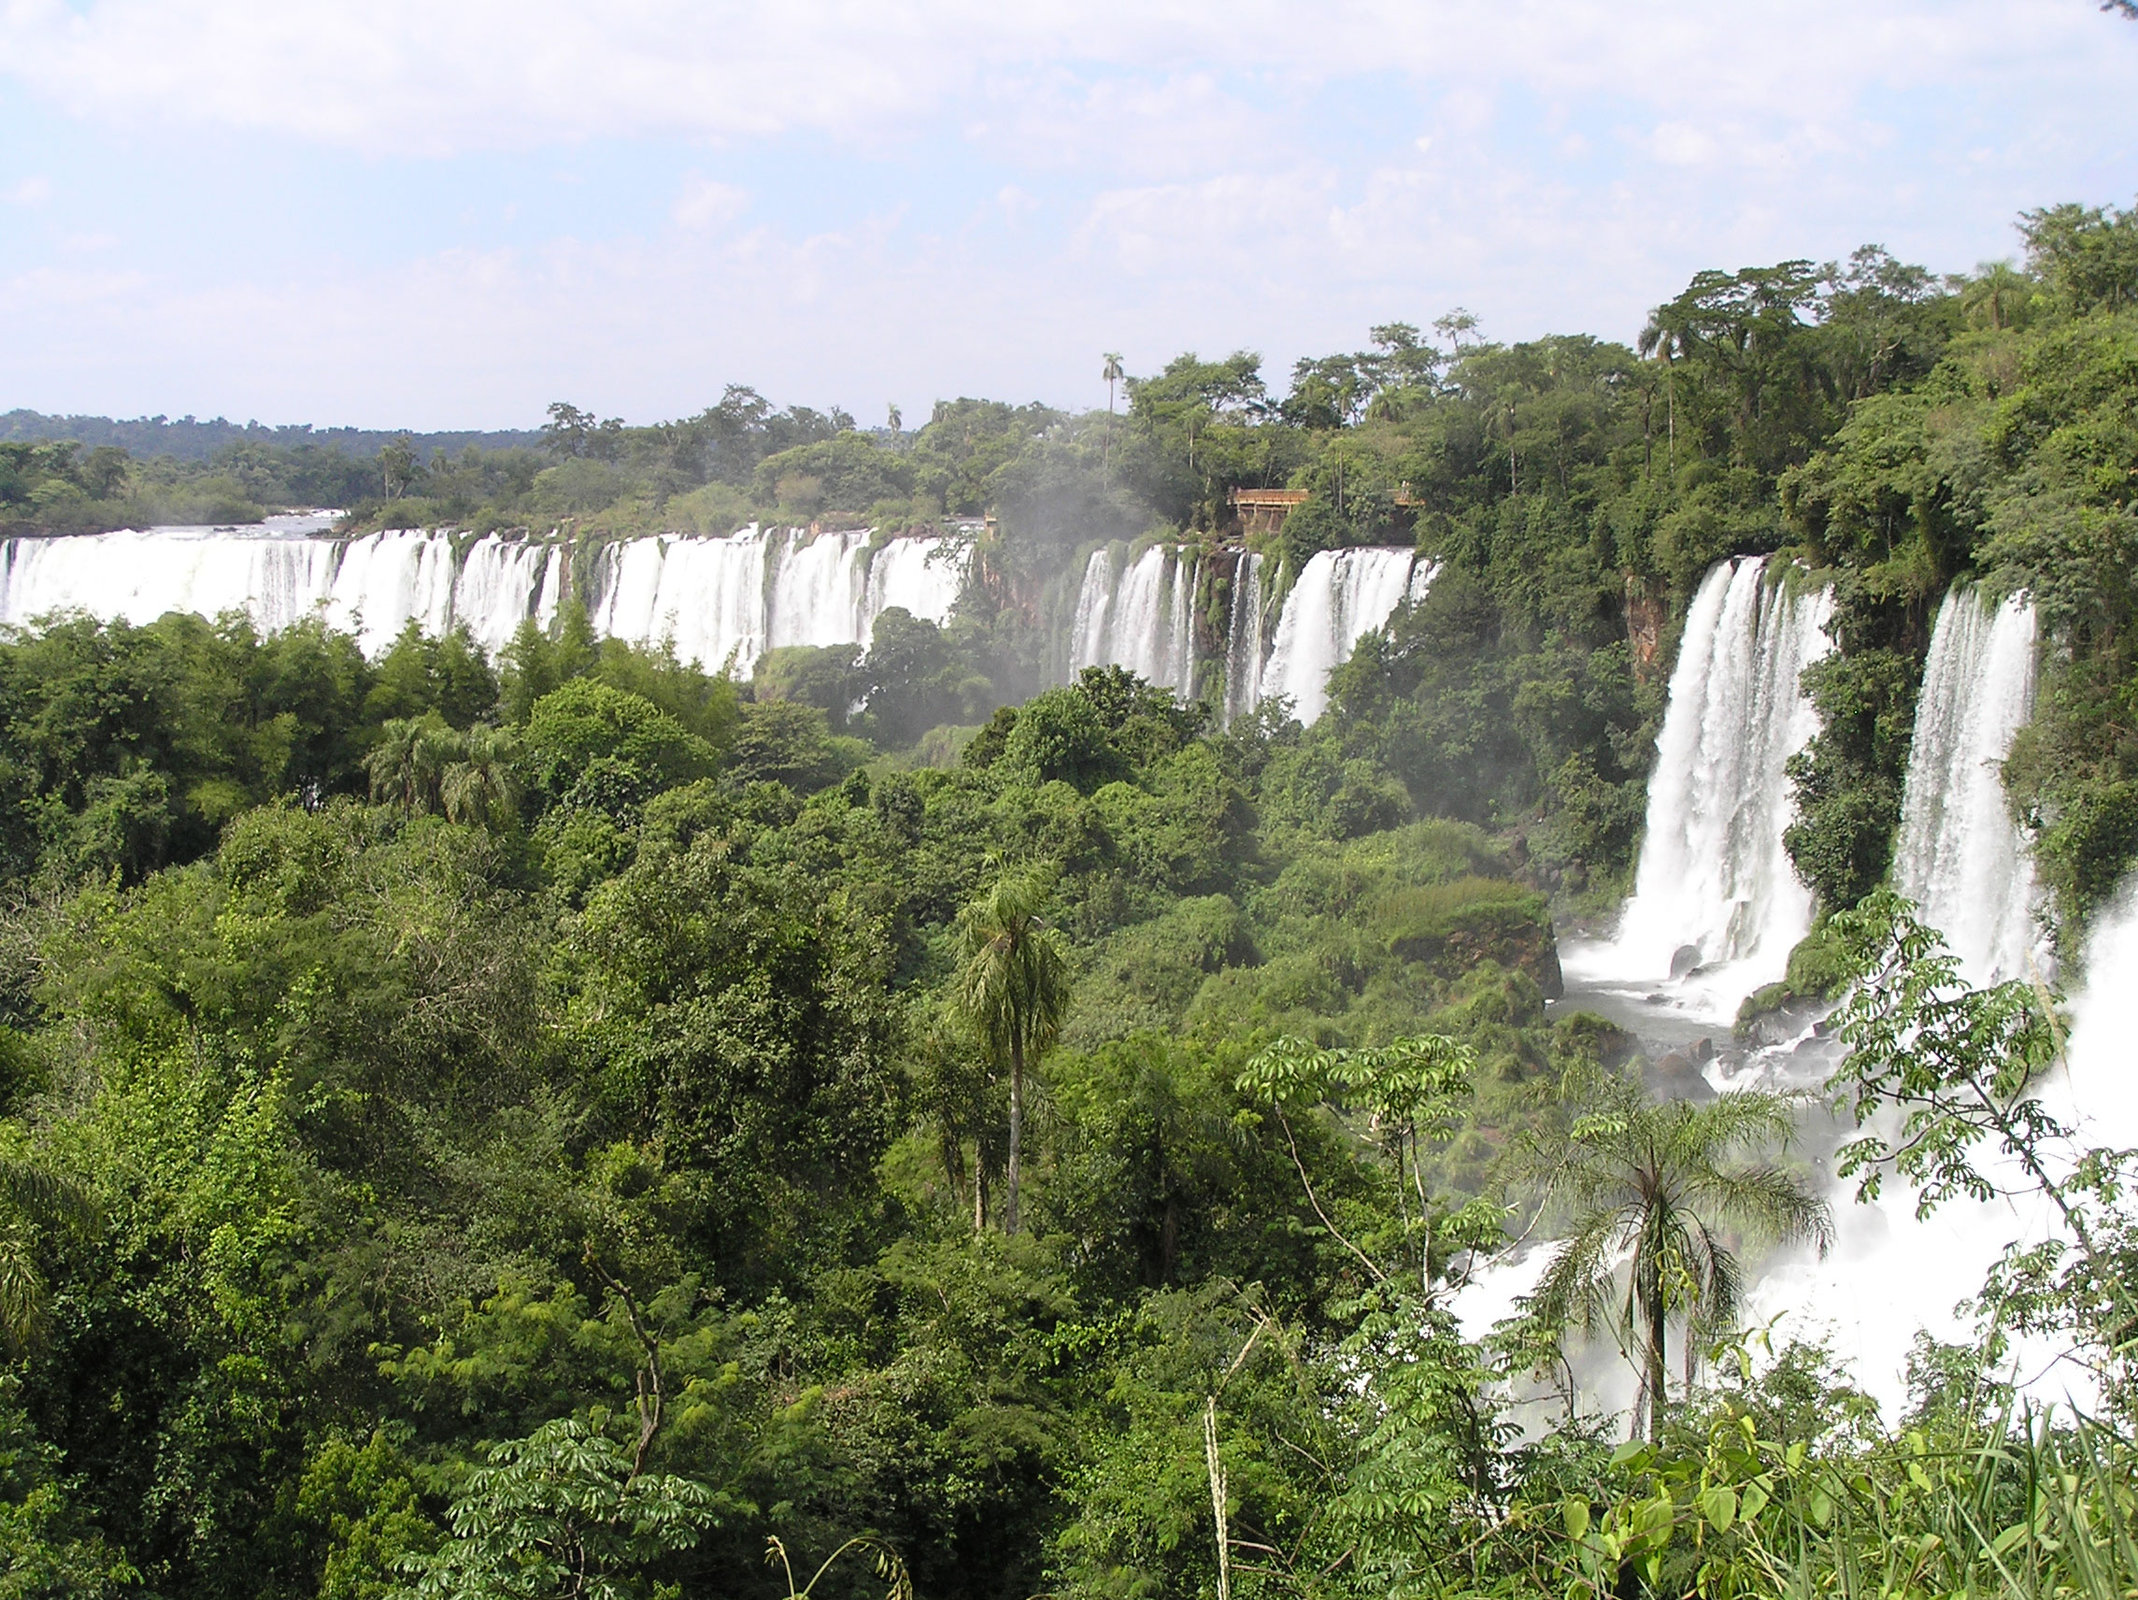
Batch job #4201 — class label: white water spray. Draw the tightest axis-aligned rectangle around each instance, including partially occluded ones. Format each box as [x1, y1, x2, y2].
[1222, 551, 1266, 726]
[1743, 878, 2138, 1421]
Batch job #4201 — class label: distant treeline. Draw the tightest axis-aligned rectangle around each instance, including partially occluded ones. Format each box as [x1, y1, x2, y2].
[0, 409, 539, 464]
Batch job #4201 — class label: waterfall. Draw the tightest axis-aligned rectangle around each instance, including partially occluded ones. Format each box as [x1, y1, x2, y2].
[0, 520, 969, 675]
[589, 532, 770, 675]
[0, 516, 340, 638]
[1256, 546, 1433, 725]
[766, 528, 870, 651]
[863, 535, 960, 644]
[1069, 544, 1200, 699]
[1891, 586, 2041, 984]
[1223, 551, 1265, 726]
[1578, 556, 1833, 1016]
[323, 529, 460, 649]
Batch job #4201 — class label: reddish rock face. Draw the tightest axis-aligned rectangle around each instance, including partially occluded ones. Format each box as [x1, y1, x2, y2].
[1625, 577, 1666, 681]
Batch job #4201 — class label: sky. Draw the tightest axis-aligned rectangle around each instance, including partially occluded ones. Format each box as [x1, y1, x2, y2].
[1, 0, 2135, 431]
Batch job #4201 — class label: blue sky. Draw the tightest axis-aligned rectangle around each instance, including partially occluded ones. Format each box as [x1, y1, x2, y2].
[1, 0, 2134, 430]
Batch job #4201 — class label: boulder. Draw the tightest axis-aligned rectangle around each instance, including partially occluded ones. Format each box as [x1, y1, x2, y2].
[1646, 1050, 1716, 1102]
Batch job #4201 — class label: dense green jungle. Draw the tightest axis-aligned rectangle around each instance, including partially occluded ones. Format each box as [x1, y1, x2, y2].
[0, 198, 2136, 1598]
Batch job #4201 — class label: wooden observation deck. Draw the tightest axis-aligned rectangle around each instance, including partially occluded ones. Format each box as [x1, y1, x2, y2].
[1228, 488, 1307, 536]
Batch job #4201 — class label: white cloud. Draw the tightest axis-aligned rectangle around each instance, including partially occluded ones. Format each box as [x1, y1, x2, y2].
[1, 0, 2133, 425]
[0, 0, 2124, 162]
[1649, 122, 1717, 168]
[671, 176, 748, 231]
[5, 175, 51, 203]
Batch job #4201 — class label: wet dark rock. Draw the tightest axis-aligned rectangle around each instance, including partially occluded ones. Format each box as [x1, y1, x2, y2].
[1670, 943, 1704, 979]
[1737, 995, 1833, 1050]
[1646, 1050, 1717, 1102]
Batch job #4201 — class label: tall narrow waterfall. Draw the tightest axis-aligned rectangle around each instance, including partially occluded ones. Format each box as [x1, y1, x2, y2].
[1070, 545, 1199, 699]
[1256, 547, 1433, 724]
[1223, 551, 1265, 725]
[0, 520, 967, 674]
[1589, 556, 1833, 1013]
[1891, 587, 2041, 983]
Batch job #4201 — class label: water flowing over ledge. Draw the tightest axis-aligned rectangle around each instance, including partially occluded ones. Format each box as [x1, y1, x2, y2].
[1892, 585, 2043, 985]
[5, 523, 1433, 723]
[1070, 541, 1433, 725]
[1566, 555, 1834, 1023]
[0, 519, 967, 674]
[1507, 563, 2079, 1422]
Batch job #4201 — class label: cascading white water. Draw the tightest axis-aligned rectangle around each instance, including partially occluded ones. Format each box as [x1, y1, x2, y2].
[0, 520, 968, 675]
[1069, 544, 1200, 699]
[863, 535, 961, 644]
[0, 514, 342, 636]
[455, 538, 563, 653]
[1222, 551, 1265, 726]
[1255, 546, 1433, 725]
[1891, 587, 2041, 984]
[323, 529, 460, 650]
[1575, 557, 1833, 1017]
[589, 531, 769, 675]
[766, 529, 870, 651]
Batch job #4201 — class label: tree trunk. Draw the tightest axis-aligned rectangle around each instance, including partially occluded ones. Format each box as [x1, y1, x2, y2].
[1005, 1033, 1025, 1235]
[1647, 1294, 1669, 1444]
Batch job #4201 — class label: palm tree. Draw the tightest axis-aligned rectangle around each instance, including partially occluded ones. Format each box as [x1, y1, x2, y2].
[1101, 352, 1125, 488]
[1961, 262, 2033, 332]
[365, 714, 459, 816]
[0, 1157, 97, 1350]
[1637, 317, 1686, 482]
[953, 867, 1070, 1236]
[441, 723, 522, 829]
[1508, 1079, 1832, 1440]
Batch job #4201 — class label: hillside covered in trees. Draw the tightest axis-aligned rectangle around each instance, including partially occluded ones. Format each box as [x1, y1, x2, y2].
[0, 197, 2134, 1598]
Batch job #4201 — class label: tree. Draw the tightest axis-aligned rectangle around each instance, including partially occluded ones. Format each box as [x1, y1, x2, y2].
[365, 714, 460, 815]
[1826, 891, 2138, 1395]
[0, 1158, 97, 1350]
[1433, 308, 1480, 357]
[401, 1418, 725, 1600]
[441, 724, 521, 829]
[1960, 261, 2035, 332]
[953, 867, 1070, 1235]
[1102, 352, 1125, 486]
[1507, 1076, 1833, 1440]
[1238, 1033, 1488, 1292]
[378, 434, 421, 501]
